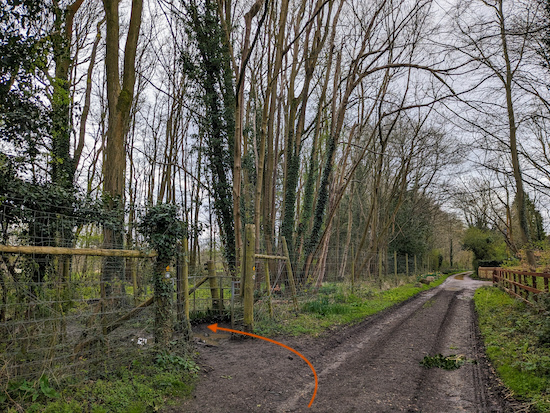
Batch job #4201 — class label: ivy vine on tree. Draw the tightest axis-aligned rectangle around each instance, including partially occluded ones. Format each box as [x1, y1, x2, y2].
[137, 203, 185, 345]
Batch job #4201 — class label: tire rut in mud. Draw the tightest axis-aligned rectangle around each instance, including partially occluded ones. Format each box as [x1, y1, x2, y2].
[292, 289, 462, 412]
[172, 276, 509, 413]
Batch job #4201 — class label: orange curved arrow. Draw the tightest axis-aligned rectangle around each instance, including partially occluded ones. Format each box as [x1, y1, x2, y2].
[207, 323, 318, 408]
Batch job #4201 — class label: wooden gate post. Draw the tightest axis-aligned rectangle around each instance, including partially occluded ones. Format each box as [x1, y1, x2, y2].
[208, 260, 221, 312]
[177, 238, 192, 339]
[243, 224, 256, 331]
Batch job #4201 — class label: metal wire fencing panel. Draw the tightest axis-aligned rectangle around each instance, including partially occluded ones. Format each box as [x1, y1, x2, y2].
[0, 202, 163, 387]
[187, 272, 235, 320]
[250, 243, 464, 326]
[0, 252, 158, 385]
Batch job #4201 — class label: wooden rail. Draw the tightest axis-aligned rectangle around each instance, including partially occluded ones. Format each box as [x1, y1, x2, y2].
[480, 266, 550, 305]
[0, 244, 156, 258]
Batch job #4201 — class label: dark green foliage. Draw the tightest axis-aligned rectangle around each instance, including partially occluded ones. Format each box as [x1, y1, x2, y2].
[302, 295, 352, 316]
[281, 128, 301, 265]
[525, 197, 546, 242]
[155, 351, 200, 375]
[462, 227, 506, 272]
[0, 375, 59, 407]
[535, 294, 550, 347]
[0, 0, 52, 172]
[137, 203, 185, 262]
[389, 191, 433, 256]
[1, 0, 77, 262]
[303, 129, 338, 264]
[296, 141, 318, 250]
[0, 154, 123, 244]
[420, 354, 467, 370]
[180, 0, 235, 270]
[137, 204, 185, 344]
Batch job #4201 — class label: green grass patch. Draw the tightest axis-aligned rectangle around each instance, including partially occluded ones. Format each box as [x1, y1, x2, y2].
[420, 354, 467, 370]
[1, 348, 198, 413]
[255, 271, 455, 337]
[474, 286, 550, 411]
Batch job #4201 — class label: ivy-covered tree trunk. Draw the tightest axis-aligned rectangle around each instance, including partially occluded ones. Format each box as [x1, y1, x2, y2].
[51, 0, 83, 191]
[154, 260, 172, 346]
[280, 124, 300, 266]
[183, 0, 236, 273]
[137, 204, 185, 347]
[49, 0, 83, 303]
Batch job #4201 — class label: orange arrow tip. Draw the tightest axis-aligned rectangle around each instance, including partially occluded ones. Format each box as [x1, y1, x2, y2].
[208, 323, 218, 333]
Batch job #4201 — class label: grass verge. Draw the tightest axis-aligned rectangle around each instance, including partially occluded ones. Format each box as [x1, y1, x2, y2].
[255, 271, 457, 337]
[474, 286, 550, 412]
[1, 347, 198, 413]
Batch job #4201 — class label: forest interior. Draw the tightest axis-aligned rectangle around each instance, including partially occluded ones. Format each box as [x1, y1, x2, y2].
[3, 0, 550, 411]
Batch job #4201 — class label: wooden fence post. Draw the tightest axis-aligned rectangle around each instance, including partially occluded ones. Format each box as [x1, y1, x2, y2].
[414, 255, 417, 275]
[264, 260, 274, 318]
[243, 224, 255, 331]
[351, 246, 355, 294]
[131, 257, 138, 304]
[406, 253, 409, 276]
[281, 236, 298, 312]
[378, 252, 382, 280]
[177, 238, 192, 339]
[394, 250, 397, 278]
[208, 260, 221, 312]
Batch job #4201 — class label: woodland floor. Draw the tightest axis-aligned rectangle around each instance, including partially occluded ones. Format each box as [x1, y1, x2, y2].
[166, 274, 522, 413]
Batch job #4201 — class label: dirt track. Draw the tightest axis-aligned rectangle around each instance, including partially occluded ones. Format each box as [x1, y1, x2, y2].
[172, 274, 514, 412]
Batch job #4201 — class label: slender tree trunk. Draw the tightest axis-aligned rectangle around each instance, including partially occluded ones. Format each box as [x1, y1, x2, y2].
[498, 0, 536, 268]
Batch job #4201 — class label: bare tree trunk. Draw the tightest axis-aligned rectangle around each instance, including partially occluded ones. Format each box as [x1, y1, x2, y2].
[102, 0, 143, 297]
[75, 17, 105, 173]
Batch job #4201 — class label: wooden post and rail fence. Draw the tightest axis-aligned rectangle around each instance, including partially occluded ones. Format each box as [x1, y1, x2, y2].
[1, 225, 298, 334]
[479, 266, 550, 305]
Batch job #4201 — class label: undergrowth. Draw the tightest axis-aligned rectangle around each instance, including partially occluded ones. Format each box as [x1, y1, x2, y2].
[474, 287, 550, 412]
[255, 271, 457, 337]
[1, 344, 198, 413]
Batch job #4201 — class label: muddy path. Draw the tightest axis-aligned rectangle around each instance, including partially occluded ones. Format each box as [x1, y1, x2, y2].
[170, 274, 514, 412]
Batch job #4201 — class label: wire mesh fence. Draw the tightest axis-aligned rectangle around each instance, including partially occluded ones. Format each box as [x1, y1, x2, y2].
[0, 202, 466, 387]
[0, 202, 230, 388]
[0, 252, 241, 387]
[0, 255, 154, 383]
[249, 242, 465, 328]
